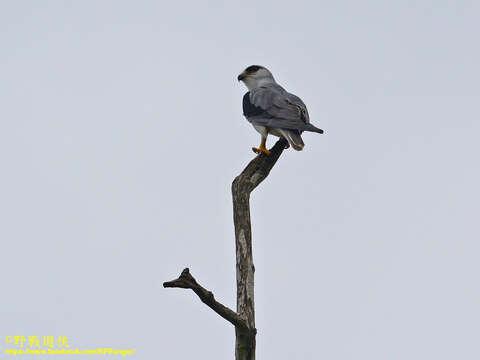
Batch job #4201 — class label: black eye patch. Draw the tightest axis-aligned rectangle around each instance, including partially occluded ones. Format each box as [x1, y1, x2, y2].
[245, 65, 262, 74]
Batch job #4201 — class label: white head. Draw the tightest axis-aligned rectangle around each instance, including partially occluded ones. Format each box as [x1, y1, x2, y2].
[237, 65, 276, 90]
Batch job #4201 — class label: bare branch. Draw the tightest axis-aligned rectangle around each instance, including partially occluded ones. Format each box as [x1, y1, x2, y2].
[164, 138, 287, 360]
[231, 138, 288, 360]
[232, 138, 288, 195]
[163, 268, 250, 331]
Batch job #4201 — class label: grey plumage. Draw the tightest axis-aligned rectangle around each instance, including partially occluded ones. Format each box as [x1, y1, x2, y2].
[279, 128, 305, 150]
[246, 83, 324, 134]
[238, 65, 323, 153]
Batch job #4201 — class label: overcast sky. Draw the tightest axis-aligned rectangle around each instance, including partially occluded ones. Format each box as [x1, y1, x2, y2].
[1, 1, 479, 359]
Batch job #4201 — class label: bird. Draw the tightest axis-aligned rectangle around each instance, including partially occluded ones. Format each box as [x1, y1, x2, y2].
[238, 65, 324, 155]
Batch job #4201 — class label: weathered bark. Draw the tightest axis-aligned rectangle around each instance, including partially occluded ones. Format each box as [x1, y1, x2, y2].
[163, 268, 249, 331]
[231, 138, 287, 360]
[164, 138, 287, 360]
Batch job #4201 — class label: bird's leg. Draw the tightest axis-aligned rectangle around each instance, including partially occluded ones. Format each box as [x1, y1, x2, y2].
[252, 136, 271, 155]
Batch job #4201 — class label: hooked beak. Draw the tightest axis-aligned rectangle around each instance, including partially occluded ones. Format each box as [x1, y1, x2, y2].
[237, 72, 247, 81]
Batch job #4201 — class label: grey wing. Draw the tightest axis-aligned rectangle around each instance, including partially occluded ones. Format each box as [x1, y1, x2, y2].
[244, 83, 323, 134]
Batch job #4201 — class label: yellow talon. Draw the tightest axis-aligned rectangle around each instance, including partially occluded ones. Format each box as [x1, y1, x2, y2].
[252, 137, 271, 155]
[252, 145, 271, 155]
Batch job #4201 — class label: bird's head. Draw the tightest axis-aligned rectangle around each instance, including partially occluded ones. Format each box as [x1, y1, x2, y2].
[237, 65, 276, 90]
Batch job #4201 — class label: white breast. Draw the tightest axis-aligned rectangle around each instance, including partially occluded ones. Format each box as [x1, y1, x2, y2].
[252, 124, 284, 138]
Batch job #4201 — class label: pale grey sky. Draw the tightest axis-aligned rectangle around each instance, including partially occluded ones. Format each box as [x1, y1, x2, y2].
[1, 1, 479, 359]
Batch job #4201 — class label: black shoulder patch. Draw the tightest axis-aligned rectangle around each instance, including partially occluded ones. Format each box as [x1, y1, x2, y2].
[243, 92, 265, 117]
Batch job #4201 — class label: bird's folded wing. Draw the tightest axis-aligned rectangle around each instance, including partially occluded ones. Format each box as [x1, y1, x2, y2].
[243, 84, 322, 133]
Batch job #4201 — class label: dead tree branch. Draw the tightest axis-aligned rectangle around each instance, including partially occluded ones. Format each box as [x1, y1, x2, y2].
[231, 138, 287, 360]
[163, 268, 249, 331]
[164, 138, 288, 360]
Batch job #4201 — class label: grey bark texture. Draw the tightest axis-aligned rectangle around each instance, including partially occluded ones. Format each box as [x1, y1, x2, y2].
[164, 138, 287, 360]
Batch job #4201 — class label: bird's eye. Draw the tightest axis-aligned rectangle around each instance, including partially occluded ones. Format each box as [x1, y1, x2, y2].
[246, 65, 262, 73]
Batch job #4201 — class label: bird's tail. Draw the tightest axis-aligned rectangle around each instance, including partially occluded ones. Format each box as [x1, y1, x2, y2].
[304, 123, 324, 134]
[280, 129, 304, 151]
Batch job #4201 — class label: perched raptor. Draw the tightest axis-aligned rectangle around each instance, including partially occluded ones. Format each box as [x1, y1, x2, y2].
[238, 65, 324, 155]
